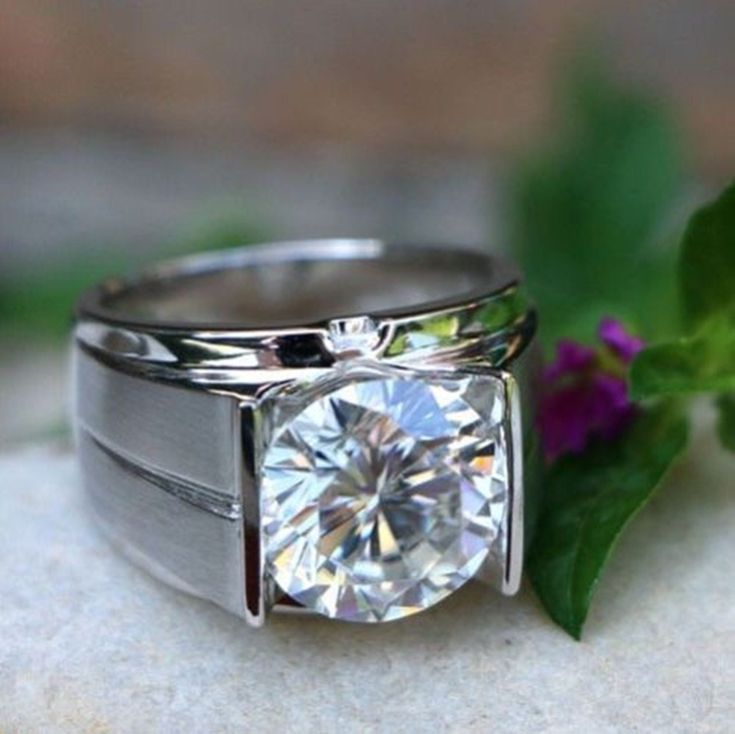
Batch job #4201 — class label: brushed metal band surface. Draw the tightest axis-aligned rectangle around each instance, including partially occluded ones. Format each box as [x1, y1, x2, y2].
[72, 239, 537, 622]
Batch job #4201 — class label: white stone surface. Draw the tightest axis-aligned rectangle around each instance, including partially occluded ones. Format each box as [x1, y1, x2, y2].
[1, 433, 734, 733]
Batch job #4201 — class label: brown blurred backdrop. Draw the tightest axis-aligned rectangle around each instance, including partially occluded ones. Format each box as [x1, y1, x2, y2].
[2, 1, 734, 171]
[2, 1, 735, 261]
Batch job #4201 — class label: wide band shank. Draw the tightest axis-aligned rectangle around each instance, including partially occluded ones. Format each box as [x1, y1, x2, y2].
[73, 240, 537, 619]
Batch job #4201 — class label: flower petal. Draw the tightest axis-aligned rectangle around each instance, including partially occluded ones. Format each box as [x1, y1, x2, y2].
[599, 317, 644, 362]
[544, 340, 597, 383]
[539, 373, 636, 461]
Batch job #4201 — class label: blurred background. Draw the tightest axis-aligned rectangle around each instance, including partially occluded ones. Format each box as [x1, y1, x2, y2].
[1, 1, 734, 445]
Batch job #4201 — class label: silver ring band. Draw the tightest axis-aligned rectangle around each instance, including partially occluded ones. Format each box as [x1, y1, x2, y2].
[73, 239, 538, 625]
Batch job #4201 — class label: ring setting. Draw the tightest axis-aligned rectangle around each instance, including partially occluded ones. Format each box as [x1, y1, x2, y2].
[73, 239, 536, 625]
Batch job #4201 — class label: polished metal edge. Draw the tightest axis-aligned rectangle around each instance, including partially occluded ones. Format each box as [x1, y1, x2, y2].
[75, 239, 519, 330]
[501, 370, 524, 595]
[239, 399, 266, 626]
[73, 291, 535, 389]
[72, 239, 532, 387]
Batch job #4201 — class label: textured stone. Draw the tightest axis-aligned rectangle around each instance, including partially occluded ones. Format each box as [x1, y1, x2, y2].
[1, 415, 733, 732]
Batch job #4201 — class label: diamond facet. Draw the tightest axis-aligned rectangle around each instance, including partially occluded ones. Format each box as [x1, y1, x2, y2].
[261, 364, 509, 622]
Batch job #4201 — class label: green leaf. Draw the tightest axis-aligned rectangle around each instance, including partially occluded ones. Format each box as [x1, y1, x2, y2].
[0, 253, 132, 341]
[176, 210, 269, 255]
[527, 403, 688, 639]
[511, 55, 682, 349]
[630, 315, 735, 398]
[668, 179, 735, 451]
[716, 394, 735, 453]
[679, 180, 735, 327]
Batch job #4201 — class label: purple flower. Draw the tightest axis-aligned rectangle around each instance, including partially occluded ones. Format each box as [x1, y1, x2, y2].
[598, 317, 644, 362]
[538, 318, 643, 462]
[542, 340, 596, 383]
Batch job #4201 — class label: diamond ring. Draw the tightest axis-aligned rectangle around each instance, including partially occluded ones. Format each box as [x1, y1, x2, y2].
[73, 239, 538, 625]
